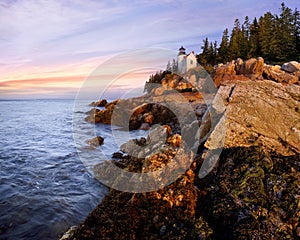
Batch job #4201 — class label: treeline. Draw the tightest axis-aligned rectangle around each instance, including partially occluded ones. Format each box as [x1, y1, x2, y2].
[198, 2, 300, 66]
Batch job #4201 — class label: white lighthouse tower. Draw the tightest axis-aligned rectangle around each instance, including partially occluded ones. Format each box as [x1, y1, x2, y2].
[177, 46, 187, 74]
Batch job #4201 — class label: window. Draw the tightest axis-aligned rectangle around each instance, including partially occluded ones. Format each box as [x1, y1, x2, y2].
[190, 60, 193, 64]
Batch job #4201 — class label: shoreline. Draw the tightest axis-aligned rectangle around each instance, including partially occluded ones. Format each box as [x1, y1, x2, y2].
[62, 57, 300, 239]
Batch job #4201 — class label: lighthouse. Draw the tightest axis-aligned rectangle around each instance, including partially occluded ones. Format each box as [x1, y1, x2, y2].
[177, 46, 197, 74]
[177, 46, 187, 74]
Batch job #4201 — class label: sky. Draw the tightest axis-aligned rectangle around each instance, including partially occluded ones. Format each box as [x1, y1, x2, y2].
[0, 0, 299, 99]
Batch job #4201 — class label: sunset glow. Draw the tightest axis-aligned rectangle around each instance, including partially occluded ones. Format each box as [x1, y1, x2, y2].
[0, 0, 298, 99]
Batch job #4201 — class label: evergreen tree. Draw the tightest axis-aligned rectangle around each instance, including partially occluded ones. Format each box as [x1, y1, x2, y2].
[249, 17, 261, 57]
[207, 41, 215, 65]
[218, 28, 230, 63]
[293, 8, 300, 61]
[242, 16, 251, 58]
[213, 41, 218, 64]
[243, 16, 250, 40]
[196, 2, 299, 66]
[197, 37, 210, 66]
[259, 12, 279, 62]
[240, 24, 250, 59]
[229, 19, 242, 60]
[277, 2, 296, 61]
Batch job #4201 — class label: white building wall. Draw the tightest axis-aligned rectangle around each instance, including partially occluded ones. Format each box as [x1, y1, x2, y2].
[186, 52, 197, 71]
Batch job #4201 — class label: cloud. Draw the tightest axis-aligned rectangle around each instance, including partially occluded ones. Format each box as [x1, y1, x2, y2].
[1, 0, 299, 99]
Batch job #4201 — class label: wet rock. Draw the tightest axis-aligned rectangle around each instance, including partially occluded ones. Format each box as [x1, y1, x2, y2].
[89, 99, 107, 107]
[112, 152, 124, 159]
[105, 99, 120, 109]
[59, 226, 77, 240]
[139, 122, 150, 130]
[86, 136, 104, 147]
[85, 108, 100, 115]
[129, 114, 143, 130]
[85, 100, 119, 124]
[159, 225, 166, 236]
[71, 147, 203, 240]
[195, 146, 300, 239]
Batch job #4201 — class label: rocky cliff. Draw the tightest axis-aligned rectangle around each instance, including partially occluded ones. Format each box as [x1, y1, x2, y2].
[63, 58, 300, 240]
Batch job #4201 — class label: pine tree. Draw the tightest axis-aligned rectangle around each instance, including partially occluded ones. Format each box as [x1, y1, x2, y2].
[249, 17, 261, 57]
[259, 12, 279, 62]
[197, 38, 210, 66]
[293, 8, 300, 61]
[197, 2, 299, 65]
[243, 16, 251, 58]
[240, 24, 249, 59]
[213, 41, 218, 64]
[277, 2, 296, 61]
[229, 19, 242, 60]
[207, 41, 215, 65]
[218, 28, 230, 63]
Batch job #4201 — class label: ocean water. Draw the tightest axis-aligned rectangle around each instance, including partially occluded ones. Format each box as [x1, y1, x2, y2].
[0, 99, 125, 240]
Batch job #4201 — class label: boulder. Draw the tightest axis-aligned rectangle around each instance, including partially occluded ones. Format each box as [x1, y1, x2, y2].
[93, 108, 114, 124]
[263, 65, 298, 84]
[86, 136, 104, 147]
[252, 56, 264, 77]
[89, 99, 108, 107]
[105, 99, 120, 109]
[238, 57, 264, 78]
[112, 151, 124, 159]
[213, 60, 236, 86]
[147, 125, 169, 144]
[132, 103, 149, 116]
[205, 80, 300, 156]
[234, 58, 243, 74]
[281, 61, 300, 73]
[129, 114, 143, 130]
[139, 122, 150, 130]
[85, 100, 120, 124]
[143, 112, 154, 125]
[85, 107, 100, 115]
[239, 58, 256, 75]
